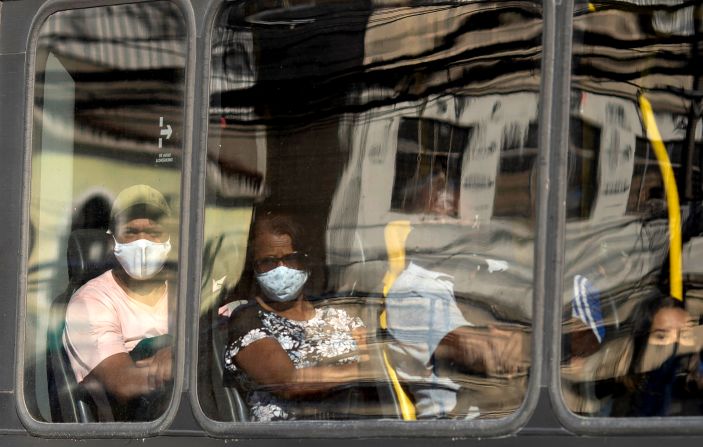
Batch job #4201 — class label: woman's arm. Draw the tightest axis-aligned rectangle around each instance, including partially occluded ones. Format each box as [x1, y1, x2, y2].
[234, 337, 367, 399]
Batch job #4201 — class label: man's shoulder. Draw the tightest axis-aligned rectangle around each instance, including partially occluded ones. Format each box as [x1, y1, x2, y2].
[70, 270, 124, 304]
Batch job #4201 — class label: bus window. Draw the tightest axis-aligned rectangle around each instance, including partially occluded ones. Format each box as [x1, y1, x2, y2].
[197, 0, 541, 430]
[21, 2, 188, 427]
[561, 2, 703, 420]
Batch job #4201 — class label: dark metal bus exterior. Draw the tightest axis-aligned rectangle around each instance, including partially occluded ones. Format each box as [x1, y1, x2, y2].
[2, 0, 703, 445]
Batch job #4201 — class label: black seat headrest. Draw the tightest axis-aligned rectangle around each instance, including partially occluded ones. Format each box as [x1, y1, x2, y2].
[66, 229, 115, 287]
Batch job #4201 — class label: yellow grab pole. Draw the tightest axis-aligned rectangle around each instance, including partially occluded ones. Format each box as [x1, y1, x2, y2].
[638, 93, 683, 300]
[381, 350, 417, 420]
[380, 220, 416, 420]
[382, 220, 413, 297]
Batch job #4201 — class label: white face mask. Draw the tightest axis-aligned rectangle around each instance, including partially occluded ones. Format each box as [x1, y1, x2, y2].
[113, 237, 171, 280]
[256, 266, 308, 302]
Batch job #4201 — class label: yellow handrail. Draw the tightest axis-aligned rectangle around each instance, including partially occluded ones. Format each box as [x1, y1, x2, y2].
[381, 348, 416, 420]
[382, 221, 413, 297]
[381, 220, 416, 420]
[638, 93, 683, 300]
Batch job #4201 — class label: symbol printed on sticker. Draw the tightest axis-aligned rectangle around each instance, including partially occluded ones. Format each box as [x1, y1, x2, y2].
[159, 117, 172, 149]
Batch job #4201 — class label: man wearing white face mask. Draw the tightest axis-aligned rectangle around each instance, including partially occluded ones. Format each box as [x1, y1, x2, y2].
[63, 184, 174, 420]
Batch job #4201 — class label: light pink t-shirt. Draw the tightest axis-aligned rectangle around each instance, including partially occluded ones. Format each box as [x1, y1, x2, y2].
[63, 271, 168, 383]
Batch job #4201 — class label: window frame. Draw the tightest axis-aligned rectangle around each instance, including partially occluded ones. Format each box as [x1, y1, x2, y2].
[14, 0, 197, 437]
[188, 0, 554, 437]
[548, 0, 703, 435]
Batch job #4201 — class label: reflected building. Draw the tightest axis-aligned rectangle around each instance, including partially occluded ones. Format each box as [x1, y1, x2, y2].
[203, 1, 542, 421]
[26, 2, 187, 422]
[562, 2, 703, 416]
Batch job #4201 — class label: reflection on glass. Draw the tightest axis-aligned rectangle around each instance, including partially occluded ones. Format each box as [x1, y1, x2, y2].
[562, 2, 703, 417]
[391, 119, 471, 217]
[25, 3, 187, 422]
[200, 0, 541, 422]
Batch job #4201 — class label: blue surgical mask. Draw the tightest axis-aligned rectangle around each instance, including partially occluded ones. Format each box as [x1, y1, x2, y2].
[256, 266, 308, 302]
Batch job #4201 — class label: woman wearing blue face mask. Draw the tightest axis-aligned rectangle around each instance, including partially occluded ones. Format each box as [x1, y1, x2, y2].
[222, 214, 370, 422]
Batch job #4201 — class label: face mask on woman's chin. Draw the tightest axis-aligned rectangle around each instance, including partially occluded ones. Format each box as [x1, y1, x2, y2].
[256, 266, 308, 303]
[113, 237, 171, 280]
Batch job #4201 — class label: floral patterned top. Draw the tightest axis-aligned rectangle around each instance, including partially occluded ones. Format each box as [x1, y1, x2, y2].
[223, 302, 364, 421]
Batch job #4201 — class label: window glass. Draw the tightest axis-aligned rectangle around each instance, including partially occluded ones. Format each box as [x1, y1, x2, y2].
[24, 2, 187, 423]
[562, 1, 703, 417]
[391, 119, 471, 217]
[199, 0, 541, 423]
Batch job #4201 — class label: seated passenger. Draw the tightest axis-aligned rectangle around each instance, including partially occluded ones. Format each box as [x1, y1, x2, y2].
[223, 214, 368, 421]
[384, 179, 527, 418]
[385, 172, 528, 418]
[386, 258, 526, 418]
[63, 184, 174, 421]
[611, 295, 702, 417]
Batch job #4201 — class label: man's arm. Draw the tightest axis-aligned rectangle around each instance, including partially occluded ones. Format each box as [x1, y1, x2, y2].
[84, 347, 172, 403]
[435, 325, 528, 376]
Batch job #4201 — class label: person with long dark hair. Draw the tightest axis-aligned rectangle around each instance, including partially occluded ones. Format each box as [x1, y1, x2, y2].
[611, 294, 702, 416]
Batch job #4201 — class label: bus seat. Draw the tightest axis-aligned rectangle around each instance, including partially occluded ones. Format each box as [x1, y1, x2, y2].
[198, 235, 250, 422]
[47, 228, 114, 422]
[210, 301, 250, 422]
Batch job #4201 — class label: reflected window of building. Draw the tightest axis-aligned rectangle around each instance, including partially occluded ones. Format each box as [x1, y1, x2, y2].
[562, 2, 703, 419]
[391, 119, 471, 217]
[626, 137, 666, 216]
[200, 0, 542, 426]
[494, 121, 539, 219]
[23, 2, 187, 424]
[567, 117, 600, 220]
